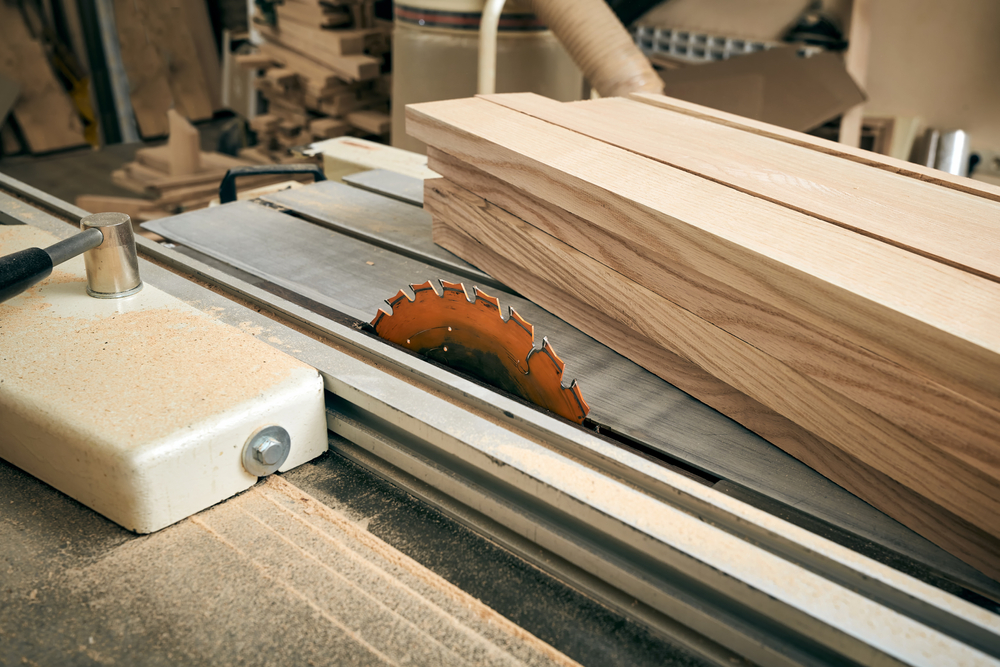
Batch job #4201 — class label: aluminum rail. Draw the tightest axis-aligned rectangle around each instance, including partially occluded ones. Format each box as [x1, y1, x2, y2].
[4, 176, 999, 666]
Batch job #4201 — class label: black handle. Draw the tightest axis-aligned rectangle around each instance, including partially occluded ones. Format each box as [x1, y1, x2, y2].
[218, 164, 327, 204]
[0, 247, 53, 304]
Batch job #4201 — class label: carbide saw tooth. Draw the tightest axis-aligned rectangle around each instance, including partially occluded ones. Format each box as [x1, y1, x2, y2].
[472, 286, 501, 313]
[540, 336, 567, 377]
[409, 280, 437, 298]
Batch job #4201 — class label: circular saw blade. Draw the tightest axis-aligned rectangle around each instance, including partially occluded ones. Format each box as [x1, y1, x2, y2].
[371, 280, 590, 423]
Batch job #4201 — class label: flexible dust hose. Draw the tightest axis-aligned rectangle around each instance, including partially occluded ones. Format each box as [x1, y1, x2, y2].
[530, 0, 662, 97]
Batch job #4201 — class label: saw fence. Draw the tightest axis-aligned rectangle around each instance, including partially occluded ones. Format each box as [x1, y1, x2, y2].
[408, 92, 1000, 582]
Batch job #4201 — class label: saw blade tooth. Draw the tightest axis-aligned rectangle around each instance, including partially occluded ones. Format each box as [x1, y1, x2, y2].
[507, 307, 534, 338]
[385, 288, 411, 310]
[567, 380, 591, 420]
[439, 280, 470, 302]
[370, 308, 390, 328]
[472, 286, 502, 314]
[540, 336, 567, 377]
[409, 280, 438, 298]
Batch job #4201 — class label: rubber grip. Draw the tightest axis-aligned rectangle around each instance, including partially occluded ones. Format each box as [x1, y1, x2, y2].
[0, 247, 53, 304]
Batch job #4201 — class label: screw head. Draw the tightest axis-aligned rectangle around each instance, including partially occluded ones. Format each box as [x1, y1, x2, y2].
[241, 426, 291, 477]
[253, 437, 284, 465]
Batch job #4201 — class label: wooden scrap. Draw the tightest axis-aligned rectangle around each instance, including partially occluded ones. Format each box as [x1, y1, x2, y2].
[0, 3, 85, 153]
[167, 109, 201, 176]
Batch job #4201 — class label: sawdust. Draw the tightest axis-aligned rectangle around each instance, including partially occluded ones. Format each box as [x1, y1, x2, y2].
[57, 479, 579, 667]
[0, 225, 312, 446]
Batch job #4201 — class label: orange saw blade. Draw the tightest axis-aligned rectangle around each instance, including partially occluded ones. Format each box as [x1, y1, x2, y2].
[371, 280, 590, 423]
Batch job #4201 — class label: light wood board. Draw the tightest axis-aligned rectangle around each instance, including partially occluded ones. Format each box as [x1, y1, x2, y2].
[628, 92, 1000, 203]
[482, 93, 1000, 284]
[405, 97, 1000, 420]
[427, 179, 1000, 582]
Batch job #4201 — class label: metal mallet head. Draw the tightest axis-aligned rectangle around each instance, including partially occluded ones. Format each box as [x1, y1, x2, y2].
[0, 212, 142, 304]
[80, 212, 143, 299]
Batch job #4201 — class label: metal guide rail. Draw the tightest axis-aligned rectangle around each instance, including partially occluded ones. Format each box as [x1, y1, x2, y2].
[2, 171, 998, 667]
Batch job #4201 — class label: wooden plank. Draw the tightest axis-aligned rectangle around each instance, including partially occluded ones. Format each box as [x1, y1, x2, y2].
[235, 53, 277, 69]
[113, 0, 173, 137]
[628, 92, 1000, 203]
[167, 109, 201, 176]
[257, 23, 381, 81]
[258, 42, 345, 91]
[345, 109, 390, 135]
[421, 173, 1000, 540]
[134, 145, 172, 173]
[427, 180, 1000, 583]
[184, 0, 223, 112]
[428, 146, 1000, 486]
[0, 3, 85, 153]
[482, 93, 1000, 284]
[406, 97, 1000, 421]
[136, 0, 214, 122]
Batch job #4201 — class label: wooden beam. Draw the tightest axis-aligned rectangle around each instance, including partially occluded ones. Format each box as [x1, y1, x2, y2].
[626, 92, 1000, 203]
[428, 180, 1000, 583]
[480, 93, 1000, 283]
[406, 98, 1000, 417]
[428, 146, 1000, 486]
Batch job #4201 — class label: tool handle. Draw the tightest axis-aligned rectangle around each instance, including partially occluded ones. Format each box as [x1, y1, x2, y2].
[0, 247, 52, 304]
[218, 164, 327, 204]
[0, 228, 105, 304]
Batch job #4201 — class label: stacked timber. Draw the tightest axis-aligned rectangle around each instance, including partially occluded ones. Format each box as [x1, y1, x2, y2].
[241, 0, 391, 161]
[79, 110, 306, 220]
[409, 92, 1000, 581]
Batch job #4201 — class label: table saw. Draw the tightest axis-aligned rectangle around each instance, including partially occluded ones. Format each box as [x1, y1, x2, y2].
[1, 166, 999, 667]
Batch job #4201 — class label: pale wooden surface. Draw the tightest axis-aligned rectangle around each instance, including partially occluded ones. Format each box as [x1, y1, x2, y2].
[407, 98, 1000, 418]
[167, 110, 202, 176]
[427, 178, 1000, 582]
[628, 92, 1000, 203]
[428, 145, 1000, 491]
[484, 93, 1000, 284]
[408, 95, 1000, 579]
[423, 173, 1000, 552]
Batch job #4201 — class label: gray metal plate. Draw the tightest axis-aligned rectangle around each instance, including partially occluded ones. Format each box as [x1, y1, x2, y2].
[142, 197, 954, 574]
[343, 168, 424, 206]
[258, 180, 497, 287]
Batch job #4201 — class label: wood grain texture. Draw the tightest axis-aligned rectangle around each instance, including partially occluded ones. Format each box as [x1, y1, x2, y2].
[427, 182, 1000, 582]
[0, 4, 85, 153]
[406, 97, 1000, 419]
[113, 0, 173, 137]
[422, 176, 1000, 541]
[627, 92, 1000, 203]
[425, 145, 1000, 484]
[167, 110, 201, 176]
[482, 93, 1000, 284]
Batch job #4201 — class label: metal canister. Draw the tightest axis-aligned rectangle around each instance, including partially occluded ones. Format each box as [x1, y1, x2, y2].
[390, 0, 583, 153]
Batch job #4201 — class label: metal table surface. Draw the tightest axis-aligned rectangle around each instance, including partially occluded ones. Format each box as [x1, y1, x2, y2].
[144, 175, 999, 597]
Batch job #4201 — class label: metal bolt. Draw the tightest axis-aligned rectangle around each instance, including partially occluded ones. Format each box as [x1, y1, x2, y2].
[253, 437, 284, 465]
[241, 425, 291, 477]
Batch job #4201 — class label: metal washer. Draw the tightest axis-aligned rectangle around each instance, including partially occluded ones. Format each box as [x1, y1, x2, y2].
[242, 425, 291, 477]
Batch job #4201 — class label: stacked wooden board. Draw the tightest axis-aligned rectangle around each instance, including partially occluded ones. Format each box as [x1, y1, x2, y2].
[240, 0, 391, 161]
[79, 110, 308, 219]
[408, 92, 1000, 581]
